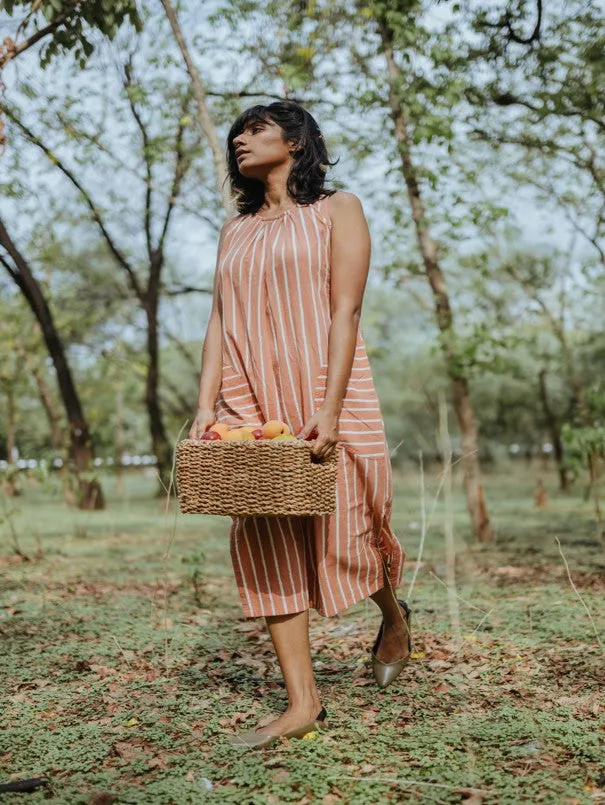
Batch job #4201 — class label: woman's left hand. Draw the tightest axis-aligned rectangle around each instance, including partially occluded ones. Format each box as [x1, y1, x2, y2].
[296, 406, 340, 459]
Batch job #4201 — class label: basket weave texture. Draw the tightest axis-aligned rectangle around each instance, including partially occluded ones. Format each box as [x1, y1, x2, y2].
[176, 439, 339, 516]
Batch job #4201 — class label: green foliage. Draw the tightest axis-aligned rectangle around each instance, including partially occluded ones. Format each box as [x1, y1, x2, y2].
[562, 383, 605, 467]
[562, 421, 605, 492]
[4, 0, 142, 68]
[562, 425, 605, 476]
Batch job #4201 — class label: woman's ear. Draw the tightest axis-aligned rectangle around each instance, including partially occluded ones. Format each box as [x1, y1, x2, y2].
[288, 138, 303, 155]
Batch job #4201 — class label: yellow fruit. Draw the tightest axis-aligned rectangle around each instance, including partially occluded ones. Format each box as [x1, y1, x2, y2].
[224, 429, 245, 441]
[210, 423, 229, 438]
[272, 434, 297, 441]
[263, 420, 290, 439]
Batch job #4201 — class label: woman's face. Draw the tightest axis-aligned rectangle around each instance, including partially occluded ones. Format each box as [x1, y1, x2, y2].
[232, 118, 295, 177]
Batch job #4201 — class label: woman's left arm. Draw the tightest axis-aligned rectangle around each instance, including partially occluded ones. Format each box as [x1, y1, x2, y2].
[296, 192, 371, 459]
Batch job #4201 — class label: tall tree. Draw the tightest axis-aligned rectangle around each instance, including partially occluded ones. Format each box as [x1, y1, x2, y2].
[0, 221, 104, 508]
[1, 59, 197, 490]
[369, 2, 493, 541]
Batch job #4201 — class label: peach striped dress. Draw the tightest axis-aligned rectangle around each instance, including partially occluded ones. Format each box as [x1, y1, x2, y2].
[214, 195, 405, 618]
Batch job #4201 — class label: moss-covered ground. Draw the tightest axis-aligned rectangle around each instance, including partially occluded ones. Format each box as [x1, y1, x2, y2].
[1, 464, 603, 804]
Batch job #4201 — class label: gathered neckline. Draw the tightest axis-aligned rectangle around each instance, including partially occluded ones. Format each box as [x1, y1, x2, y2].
[246, 196, 332, 224]
[251, 205, 298, 221]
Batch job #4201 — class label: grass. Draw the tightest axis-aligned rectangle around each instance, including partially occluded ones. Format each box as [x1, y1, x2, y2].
[0, 462, 603, 804]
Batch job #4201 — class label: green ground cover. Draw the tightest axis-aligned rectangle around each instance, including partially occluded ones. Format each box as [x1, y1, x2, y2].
[1, 464, 603, 804]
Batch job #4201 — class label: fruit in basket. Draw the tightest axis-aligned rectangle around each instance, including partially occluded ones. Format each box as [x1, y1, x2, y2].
[251, 428, 264, 440]
[200, 430, 221, 441]
[224, 428, 246, 441]
[221, 427, 255, 440]
[263, 421, 290, 439]
[209, 423, 229, 438]
[272, 434, 297, 441]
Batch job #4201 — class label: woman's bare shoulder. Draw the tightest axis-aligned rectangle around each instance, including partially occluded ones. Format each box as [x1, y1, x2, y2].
[325, 191, 365, 224]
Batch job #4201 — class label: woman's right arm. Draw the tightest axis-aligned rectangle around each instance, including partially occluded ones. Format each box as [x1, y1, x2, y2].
[189, 222, 230, 439]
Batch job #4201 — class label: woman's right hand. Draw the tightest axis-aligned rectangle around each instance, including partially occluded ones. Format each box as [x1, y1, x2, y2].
[189, 408, 216, 440]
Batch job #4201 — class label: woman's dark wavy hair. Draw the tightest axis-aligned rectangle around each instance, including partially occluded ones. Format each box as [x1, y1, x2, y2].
[225, 100, 339, 215]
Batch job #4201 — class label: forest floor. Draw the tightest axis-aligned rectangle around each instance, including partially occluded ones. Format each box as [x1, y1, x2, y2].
[0, 463, 603, 804]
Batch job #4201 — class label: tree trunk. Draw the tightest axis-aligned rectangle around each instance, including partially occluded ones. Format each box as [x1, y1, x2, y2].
[160, 0, 233, 215]
[587, 452, 604, 548]
[0, 217, 104, 509]
[145, 254, 172, 494]
[26, 354, 77, 506]
[450, 375, 492, 541]
[439, 394, 462, 641]
[4, 387, 20, 497]
[538, 368, 570, 492]
[3, 101, 189, 501]
[543, 315, 585, 421]
[377, 17, 493, 542]
[115, 377, 125, 495]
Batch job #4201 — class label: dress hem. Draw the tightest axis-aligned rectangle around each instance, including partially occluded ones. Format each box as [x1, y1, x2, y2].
[240, 561, 397, 619]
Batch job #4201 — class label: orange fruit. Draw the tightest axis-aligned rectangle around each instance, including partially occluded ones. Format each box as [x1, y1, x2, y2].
[262, 420, 290, 439]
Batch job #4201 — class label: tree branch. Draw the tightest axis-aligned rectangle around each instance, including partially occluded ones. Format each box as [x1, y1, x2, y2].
[0, 251, 18, 282]
[504, 0, 542, 45]
[123, 58, 153, 262]
[163, 327, 199, 373]
[393, 272, 432, 313]
[159, 0, 233, 214]
[1, 103, 143, 300]
[489, 90, 604, 133]
[471, 127, 605, 193]
[532, 177, 605, 266]
[53, 110, 219, 229]
[161, 284, 213, 296]
[159, 93, 191, 253]
[475, 0, 543, 47]
[159, 377, 193, 417]
[0, 15, 68, 68]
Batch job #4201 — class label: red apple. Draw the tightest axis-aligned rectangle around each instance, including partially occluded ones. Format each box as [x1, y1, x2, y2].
[251, 428, 264, 440]
[201, 430, 221, 440]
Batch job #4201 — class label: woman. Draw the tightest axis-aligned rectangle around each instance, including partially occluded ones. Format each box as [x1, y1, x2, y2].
[189, 101, 411, 749]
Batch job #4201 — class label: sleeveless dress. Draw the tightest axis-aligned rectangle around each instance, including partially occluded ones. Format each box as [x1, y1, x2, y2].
[214, 195, 405, 618]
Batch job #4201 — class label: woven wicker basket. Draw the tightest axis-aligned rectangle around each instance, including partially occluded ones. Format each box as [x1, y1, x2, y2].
[176, 439, 339, 516]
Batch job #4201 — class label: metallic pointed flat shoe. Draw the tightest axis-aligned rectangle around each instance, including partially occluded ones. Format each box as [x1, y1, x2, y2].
[229, 706, 328, 749]
[371, 599, 412, 689]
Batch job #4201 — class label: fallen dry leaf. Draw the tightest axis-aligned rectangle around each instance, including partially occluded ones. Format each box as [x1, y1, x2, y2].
[112, 740, 152, 760]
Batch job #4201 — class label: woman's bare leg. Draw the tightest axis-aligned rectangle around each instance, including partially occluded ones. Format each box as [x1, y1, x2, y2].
[254, 609, 323, 735]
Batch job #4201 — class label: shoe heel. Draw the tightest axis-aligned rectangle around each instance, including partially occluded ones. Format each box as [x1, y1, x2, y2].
[398, 599, 413, 652]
